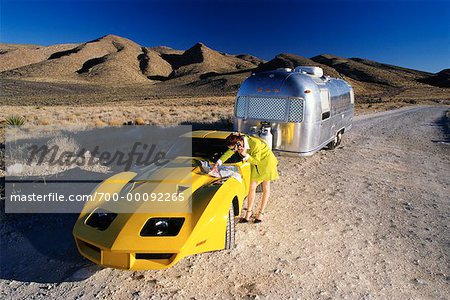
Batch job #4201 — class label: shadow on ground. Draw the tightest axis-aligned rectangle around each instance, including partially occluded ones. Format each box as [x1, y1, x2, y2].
[0, 211, 101, 283]
[180, 117, 233, 131]
[431, 109, 450, 144]
[0, 169, 103, 283]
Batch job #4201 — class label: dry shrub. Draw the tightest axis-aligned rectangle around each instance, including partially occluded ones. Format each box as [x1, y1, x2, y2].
[134, 117, 146, 125]
[109, 119, 123, 126]
[47, 136, 80, 155]
[38, 118, 51, 125]
[94, 120, 108, 127]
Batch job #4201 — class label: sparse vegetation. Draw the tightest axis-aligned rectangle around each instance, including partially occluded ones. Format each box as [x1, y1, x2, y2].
[94, 120, 107, 127]
[134, 117, 145, 125]
[0, 145, 4, 179]
[38, 118, 50, 125]
[5, 115, 25, 127]
[108, 119, 123, 126]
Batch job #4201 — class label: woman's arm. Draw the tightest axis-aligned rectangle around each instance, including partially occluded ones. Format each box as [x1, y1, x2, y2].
[216, 148, 235, 166]
[243, 152, 261, 165]
[239, 140, 262, 165]
[212, 148, 234, 172]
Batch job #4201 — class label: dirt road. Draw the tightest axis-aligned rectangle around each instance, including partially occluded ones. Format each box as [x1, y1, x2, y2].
[1, 105, 449, 299]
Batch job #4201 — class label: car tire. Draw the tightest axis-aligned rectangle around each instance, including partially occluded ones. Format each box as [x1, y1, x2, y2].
[225, 203, 235, 250]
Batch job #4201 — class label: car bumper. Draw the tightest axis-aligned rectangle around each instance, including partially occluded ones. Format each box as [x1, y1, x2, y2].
[75, 238, 182, 270]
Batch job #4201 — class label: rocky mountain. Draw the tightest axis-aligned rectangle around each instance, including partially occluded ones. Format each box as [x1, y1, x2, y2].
[418, 69, 450, 88]
[0, 34, 448, 102]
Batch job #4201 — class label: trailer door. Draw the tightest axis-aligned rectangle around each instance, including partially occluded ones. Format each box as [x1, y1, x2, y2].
[320, 89, 330, 119]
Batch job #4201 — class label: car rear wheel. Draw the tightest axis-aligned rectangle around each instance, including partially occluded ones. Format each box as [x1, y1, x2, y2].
[225, 203, 235, 250]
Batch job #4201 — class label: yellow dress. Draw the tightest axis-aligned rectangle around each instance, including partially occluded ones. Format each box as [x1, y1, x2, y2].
[218, 135, 279, 183]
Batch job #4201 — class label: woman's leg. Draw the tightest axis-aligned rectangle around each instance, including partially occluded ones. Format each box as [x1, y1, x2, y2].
[256, 181, 270, 220]
[244, 180, 258, 219]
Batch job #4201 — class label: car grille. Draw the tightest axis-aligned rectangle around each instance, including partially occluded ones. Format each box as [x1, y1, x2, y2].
[135, 253, 174, 260]
[77, 239, 101, 262]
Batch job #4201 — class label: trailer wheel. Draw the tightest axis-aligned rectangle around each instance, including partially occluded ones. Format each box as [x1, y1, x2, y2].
[336, 131, 343, 147]
[327, 135, 338, 150]
[225, 203, 235, 250]
[327, 131, 343, 150]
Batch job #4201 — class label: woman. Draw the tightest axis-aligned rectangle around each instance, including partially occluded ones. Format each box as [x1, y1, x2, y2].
[213, 132, 279, 223]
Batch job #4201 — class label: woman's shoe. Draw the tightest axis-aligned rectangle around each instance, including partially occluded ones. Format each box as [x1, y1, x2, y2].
[239, 209, 252, 223]
[254, 211, 264, 223]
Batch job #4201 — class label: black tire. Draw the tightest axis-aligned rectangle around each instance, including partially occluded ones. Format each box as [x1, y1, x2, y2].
[336, 131, 343, 147]
[327, 131, 343, 150]
[327, 136, 338, 150]
[225, 203, 235, 250]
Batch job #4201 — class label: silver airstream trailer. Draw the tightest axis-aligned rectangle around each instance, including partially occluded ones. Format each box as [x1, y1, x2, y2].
[233, 66, 354, 156]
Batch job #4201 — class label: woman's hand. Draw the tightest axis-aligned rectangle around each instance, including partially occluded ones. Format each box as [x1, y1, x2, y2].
[238, 147, 247, 157]
[212, 162, 219, 173]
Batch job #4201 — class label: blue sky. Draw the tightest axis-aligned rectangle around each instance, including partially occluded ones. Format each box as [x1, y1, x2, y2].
[1, 0, 449, 72]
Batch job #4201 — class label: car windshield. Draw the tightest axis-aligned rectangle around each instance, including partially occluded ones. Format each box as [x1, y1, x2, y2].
[166, 137, 242, 163]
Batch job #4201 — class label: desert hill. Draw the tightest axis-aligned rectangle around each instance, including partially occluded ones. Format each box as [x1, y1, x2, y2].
[159, 42, 258, 79]
[0, 34, 448, 105]
[255, 54, 398, 95]
[418, 69, 450, 88]
[256, 53, 339, 77]
[310, 54, 434, 88]
[0, 36, 261, 86]
[0, 43, 79, 72]
[1, 35, 151, 84]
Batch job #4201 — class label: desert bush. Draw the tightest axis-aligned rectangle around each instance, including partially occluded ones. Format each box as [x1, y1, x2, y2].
[38, 118, 51, 125]
[0, 146, 4, 178]
[134, 117, 146, 125]
[47, 136, 80, 155]
[358, 97, 384, 104]
[5, 115, 25, 127]
[403, 99, 417, 104]
[94, 120, 108, 127]
[108, 119, 123, 126]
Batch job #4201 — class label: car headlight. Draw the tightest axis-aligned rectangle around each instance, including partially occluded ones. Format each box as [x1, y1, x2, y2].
[85, 208, 117, 231]
[140, 218, 185, 236]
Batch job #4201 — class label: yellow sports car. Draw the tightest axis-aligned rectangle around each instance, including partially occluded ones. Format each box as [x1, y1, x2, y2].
[73, 130, 251, 270]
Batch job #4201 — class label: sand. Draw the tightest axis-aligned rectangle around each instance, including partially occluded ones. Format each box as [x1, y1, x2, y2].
[0, 105, 449, 299]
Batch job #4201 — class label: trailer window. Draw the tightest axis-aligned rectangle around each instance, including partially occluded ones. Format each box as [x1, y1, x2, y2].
[288, 99, 304, 122]
[320, 89, 330, 114]
[235, 96, 304, 122]
[235, 96, 247, 118]
[247, 96, 287, 120]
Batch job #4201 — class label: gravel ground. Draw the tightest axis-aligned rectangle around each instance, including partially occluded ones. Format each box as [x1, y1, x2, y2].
[1, 105, 449, 299]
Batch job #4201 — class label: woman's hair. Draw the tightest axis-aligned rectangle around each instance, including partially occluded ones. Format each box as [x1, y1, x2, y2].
[225, 132, 244, 147]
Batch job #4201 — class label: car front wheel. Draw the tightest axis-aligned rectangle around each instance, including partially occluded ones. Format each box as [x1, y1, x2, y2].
[225, 203, 235, 249]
